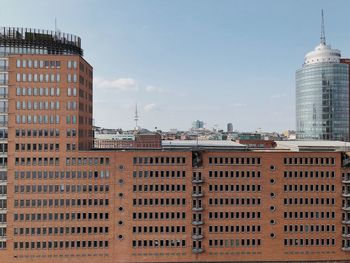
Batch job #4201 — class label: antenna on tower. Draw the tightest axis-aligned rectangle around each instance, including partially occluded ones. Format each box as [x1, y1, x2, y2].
[134, 103, 139, 130]
[320, 9, 326, 44]
[55, 17, 57, 33]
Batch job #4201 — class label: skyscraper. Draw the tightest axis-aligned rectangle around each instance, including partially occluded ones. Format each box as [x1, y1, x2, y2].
[227, 123, 233, 133]
[296, 11, 349, 141]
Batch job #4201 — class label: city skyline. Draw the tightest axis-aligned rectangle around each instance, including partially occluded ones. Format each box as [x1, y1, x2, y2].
[2, 0, 350, 131]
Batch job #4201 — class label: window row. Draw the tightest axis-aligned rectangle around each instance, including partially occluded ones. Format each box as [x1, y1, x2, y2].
[133, 170, 186, 179]
[208, 170, 261, 178]
[14, 184, 110, 194]
[65, 157, 110, 166]
[283, 211, 335, 219]
[16, 143, 59, 152]
[284, 197, 335, 205]
[342, 173, 350, 181]
[283, 157, 335, 166]
[14, 198, 109, 208]
[0, 199, 6, 209]
[16, 73, 61, 83]
[209, 157, 261, 165]
[209, 184, 261, 192]
[16, 59, 62, 69]
[132, 239, 185, 248]
[132, 212, 186, 220]
[132, 225, 186, 234]
[15, 170, 109, 180]
[16, 100, 60, 110]
[284, 224, 335, 233]
[13, 240, 108, 250]
[0, 129, 7, 140]
[15, 128, 60, 137]
[133, 156, 186, 165]
[0, 227, 6, 237]
[0, 171, 6, 181]
[14, 157, 59, 166]
[0, 242, 5, 249]
[133, 198, 186, 206]
[133, 184, 185, 192]
[14, 226, 109, 236]
[209, 198, 261, 206]
[284, 170, 335, 179]
[0, 143, 7, 153]
[209, 225, 261, 233]
[13, 212, 109, 222]
[284, 238, 335, 246]
[209, 211, 261, 220]
[0, 214, 6, 222]
[15, 114, 60, 124]
[0, 185, 7, 195]
[16, 86, 61, 97]
[67, 60, 78, 69]
[209, 238, 261, 247]
[284, 184, 335, 192]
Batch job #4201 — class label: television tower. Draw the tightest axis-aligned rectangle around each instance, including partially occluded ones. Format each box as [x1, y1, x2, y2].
[134, 103, 139, 130]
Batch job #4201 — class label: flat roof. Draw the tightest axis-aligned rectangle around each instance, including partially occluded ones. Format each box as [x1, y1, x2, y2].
[275, 140, 350, 151]
[162, 140, 247, 150]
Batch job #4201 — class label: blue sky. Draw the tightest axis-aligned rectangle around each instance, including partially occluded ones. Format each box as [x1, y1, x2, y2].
[2, 0, 350, 132]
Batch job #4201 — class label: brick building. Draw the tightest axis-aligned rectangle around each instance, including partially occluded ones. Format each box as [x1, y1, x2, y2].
[0, 27, 350, 263]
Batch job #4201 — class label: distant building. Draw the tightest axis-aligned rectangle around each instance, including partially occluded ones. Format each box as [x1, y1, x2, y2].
[238, 133, 261, 140]
[227, 123, 233, 133]
[192, 120, 204, 130]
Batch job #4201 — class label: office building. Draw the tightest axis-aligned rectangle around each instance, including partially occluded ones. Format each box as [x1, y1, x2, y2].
[296, 13, 349, 141]
[0, 26, 350, 263]
[192, 120, 204, 130]
[227, 123, 233, 133]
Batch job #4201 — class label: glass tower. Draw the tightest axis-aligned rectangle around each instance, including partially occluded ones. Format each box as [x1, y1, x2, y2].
[296, 20, 349, 141]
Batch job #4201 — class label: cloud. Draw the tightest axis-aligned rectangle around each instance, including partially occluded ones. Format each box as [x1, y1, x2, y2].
[145, 85, 164, 93]
[144, 103, 157, 112]
[145, 85, 189, 98]
[94, 77, 138, 91]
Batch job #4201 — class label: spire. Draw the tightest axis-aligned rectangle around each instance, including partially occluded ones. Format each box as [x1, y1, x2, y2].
[320, 9, 326, 45]
[134, 103, 139, 130]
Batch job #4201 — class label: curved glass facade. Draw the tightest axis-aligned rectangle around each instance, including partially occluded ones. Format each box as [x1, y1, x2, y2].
[296, 63, 349, 140]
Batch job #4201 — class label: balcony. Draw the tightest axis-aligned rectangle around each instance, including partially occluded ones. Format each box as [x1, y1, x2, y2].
[192, 178, 204, 184]
[342, 180, 350, 184]
[342, 234, 350, 238]
[343, 207, 350, 211]
[192, 192, 204, 198]
[192, 248, 204, 254]
[0, 67, 8, 72]
[342, 221, 350, 224]
[192, 221, 204, 226]
[342, 247, 350, 251]
[343, 193, 350, 197]
[192, 234, 204, 240]
[192, 206, 204, 212]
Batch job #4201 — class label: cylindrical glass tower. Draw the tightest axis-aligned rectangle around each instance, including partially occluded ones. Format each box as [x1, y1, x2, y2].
[296, 41, 349, 141]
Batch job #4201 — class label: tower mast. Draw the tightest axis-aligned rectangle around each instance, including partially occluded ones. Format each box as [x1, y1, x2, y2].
[320, 9, 326, 44]
[134, 103, 139, 130]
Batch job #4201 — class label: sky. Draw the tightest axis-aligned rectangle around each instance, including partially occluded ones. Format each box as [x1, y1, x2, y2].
[2, 0, 350, 132]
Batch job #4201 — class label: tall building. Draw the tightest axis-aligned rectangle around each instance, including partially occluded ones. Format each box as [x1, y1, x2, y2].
[296, 12, 349, 141]
[1, 26, 350, 263]
[227, 122, 233, 133]
[192, 120, 204, 130]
